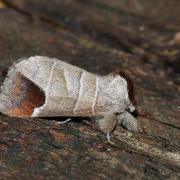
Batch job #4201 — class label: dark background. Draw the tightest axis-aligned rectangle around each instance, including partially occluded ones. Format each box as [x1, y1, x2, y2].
[0, 0, 179, 179]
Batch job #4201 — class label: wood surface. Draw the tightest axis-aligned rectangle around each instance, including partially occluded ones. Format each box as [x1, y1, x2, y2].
[0, 0, 179, 179]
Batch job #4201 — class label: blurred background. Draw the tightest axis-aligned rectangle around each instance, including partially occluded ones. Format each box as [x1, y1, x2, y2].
[0, 0, 180, 75]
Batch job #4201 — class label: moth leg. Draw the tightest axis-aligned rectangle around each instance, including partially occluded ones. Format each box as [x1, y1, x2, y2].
[106, 132, 115, 145]
[117, 111, 140, 132]
[107, 132, 111, 142]
[57, 118, 72, 124]
[95, 112, 117, 143]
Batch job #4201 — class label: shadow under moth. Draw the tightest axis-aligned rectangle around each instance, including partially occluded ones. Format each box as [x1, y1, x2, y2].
[0, 56, 140, 144]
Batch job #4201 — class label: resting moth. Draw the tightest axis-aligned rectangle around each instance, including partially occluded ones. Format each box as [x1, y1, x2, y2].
[0, 56, 140, 143]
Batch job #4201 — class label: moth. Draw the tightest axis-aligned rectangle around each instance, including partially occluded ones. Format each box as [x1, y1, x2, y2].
[0, 56, 139, 143]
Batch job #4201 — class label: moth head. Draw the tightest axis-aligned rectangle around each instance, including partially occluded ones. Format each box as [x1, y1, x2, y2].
[113, 70, 136, 112]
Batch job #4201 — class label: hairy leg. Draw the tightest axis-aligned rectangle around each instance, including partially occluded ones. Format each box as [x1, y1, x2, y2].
[94, 112, 117, 143]
[117, 111, 140, 132]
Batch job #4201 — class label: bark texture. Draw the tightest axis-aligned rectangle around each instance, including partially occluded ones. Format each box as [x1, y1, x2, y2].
[0, 0, 179, 179]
